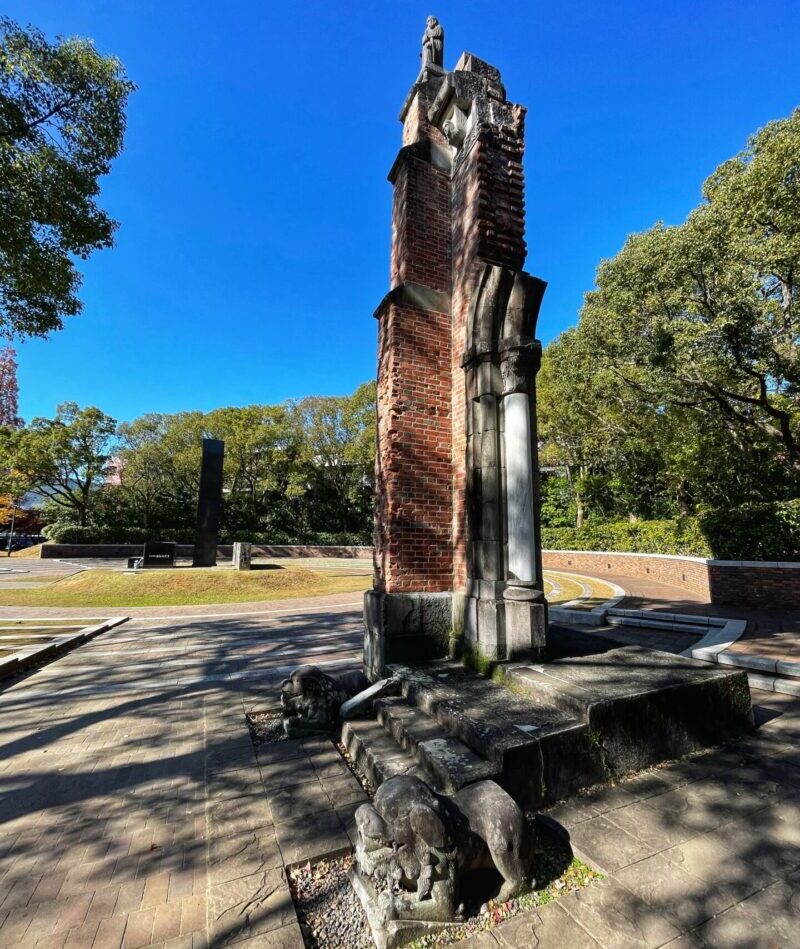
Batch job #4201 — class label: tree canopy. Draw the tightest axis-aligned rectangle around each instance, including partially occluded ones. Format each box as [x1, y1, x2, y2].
[0, 17, 134, 338]
[0, 384, 377, 542]
[539, 107, 800, 527]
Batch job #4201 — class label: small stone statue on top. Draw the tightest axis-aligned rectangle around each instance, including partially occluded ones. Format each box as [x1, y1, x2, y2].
[421, 16, 444, 68]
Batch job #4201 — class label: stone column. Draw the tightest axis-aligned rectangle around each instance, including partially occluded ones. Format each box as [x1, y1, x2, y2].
[500, 345, 546, 658]
[232, 542, 252, 571]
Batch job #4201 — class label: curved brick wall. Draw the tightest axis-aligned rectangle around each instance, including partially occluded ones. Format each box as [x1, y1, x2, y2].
[543, 549, 800, 608]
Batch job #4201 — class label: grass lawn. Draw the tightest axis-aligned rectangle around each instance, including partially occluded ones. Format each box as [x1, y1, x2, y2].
[0, 567, 368, 608]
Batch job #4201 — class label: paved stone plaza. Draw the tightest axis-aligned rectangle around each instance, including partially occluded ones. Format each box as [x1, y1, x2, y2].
[0, 593, 797, 948]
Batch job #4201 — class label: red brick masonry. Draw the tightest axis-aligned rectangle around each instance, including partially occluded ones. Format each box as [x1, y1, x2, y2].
[543, 550, 800, 609]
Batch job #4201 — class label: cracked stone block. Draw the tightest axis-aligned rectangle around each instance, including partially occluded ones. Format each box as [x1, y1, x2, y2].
[207, 794, 273, 837]
[209, 867, 295, 947]
[208, 829, 282, 887]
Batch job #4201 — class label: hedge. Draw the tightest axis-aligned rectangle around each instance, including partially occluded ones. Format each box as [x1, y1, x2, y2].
[542, 502, 800, 561]
[42, 524, 372, 547]
[699, 500, 800, 561]
[541, 519, 712, 558]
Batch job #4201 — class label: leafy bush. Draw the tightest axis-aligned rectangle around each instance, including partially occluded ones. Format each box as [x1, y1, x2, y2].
[44, 524, 159, 544]
[542, 518, 712, 557]
[543, 504, 800, 560]
[699, 500, 800, 561]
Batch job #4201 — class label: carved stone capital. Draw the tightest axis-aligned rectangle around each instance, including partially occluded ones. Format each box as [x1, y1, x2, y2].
[499, 343, 541, 395]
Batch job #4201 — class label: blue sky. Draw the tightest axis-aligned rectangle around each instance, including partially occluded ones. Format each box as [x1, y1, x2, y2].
[7, 1, 799, 423]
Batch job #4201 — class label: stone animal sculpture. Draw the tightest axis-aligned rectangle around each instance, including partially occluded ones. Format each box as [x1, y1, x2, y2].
[280, 664, 368, 737]
[354, 773, 532, 924]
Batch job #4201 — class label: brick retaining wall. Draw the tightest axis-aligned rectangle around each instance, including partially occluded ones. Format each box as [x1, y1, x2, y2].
[543, 550, 712, 599]
[543, 550, 800, 608]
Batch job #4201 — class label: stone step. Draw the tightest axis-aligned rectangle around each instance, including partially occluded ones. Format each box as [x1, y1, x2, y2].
[387, 661, 608, 808]
[389, 661, 579, 766]
[340, 718, 428, 790]
[375, 697, 498, 792]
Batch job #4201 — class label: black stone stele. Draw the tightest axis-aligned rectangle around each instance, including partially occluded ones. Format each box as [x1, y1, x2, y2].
[142, 542, 176, 568]
[192, 438, 225, 568]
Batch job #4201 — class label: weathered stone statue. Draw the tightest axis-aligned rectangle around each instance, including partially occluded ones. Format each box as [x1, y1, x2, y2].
[280, 664, 368, 737]
[421, 16, 444, 68]
[353, 774, 532, 933]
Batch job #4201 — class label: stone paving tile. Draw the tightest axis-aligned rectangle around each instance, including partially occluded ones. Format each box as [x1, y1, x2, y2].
[492, 900, 600, 947]
[559, 875, 680, 947]
[322, 773, 369, 810]
[257, 755, 318, 793]
[267, 779, 332, 823]
[693, 876, 800, 947]
[665, 834, 772, 899]
[568, 814, 655, 872]
[273, 809, 351, 867]
[712, 799, 800, 876]
[208, 868, 295, 947]
[90, 914, 126, 949]
[605, 797, 696, 852]
[223, 921, 305, 947]
[206, 793, 273, 838]
[208, 830, 282, 887]
[615, 850, 757, 933]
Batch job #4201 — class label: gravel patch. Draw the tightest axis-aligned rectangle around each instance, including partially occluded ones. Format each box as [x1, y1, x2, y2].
[246, 710, 286, 745]
[335, 738, 375, 796]
[290, 855, 372, 949]
[286, 808, 601, 949]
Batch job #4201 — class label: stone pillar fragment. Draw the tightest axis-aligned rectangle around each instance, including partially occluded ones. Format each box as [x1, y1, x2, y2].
[232, 542, 252, 571]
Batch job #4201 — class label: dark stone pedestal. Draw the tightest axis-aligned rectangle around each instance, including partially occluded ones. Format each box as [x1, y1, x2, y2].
[498, 628, 754, 809]
[363, 589, 452, 681]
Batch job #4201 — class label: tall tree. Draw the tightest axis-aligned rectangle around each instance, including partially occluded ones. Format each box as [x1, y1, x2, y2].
[294, 382, 376, 535]
[13, 402, 116, 525]
[0, 18, 134, 338]
[580, 108, 800, 476]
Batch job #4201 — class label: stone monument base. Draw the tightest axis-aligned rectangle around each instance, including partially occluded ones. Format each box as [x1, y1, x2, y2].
[351, 626, 754, 811]
[363, 589, 453, 681]
[460, 585, 548, 664]
[364, 587, 550, 680]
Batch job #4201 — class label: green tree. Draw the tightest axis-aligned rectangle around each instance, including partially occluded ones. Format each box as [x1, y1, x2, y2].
[294, 381, 376, 536]
[580, 108, 800, 478]
[205, 404, 305, 537]
[13, 402, 117, 525]
[0, 18, 135, 337]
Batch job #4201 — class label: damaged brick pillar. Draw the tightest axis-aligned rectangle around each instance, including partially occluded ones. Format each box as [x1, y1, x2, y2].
[364, 39, 547, 678]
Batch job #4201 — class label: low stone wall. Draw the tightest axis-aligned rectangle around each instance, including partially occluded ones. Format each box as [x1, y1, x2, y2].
[39, 543, 373, 561]
[707, 562, 800, 608]
[543, 549, 800, 608]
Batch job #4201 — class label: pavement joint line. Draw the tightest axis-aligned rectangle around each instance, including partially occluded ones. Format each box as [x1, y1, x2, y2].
[97, 599, 364, 627]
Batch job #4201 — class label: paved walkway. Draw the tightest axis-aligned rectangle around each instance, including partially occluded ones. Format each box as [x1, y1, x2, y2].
[0, 594, 363, 949]
[2, 589, 800, 948]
